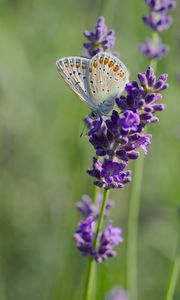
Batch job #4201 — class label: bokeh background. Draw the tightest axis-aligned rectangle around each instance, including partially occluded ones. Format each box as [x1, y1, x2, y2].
[0, 0, 179, 299]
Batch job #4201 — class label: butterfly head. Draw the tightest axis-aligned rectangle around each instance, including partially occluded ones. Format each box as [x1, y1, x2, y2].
[89, 111, 99, 119]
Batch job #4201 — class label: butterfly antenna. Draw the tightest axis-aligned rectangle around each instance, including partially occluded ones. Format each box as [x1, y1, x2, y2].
[80, 122, 86, 138]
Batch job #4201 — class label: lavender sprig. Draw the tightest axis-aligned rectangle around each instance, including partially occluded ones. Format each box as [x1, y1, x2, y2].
[85, 66, 168, 189]
[74, 192, 122, 262]
[143, 0, 176, 32]
[71, 13, 173, 300]
[140, 37, 169, 59]
[140, 0, 176, 60]
[83, 16, 117, 58]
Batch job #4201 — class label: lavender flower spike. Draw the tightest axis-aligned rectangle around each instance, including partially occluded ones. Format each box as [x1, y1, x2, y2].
[143, 0, 176, 32]
[83, 16, 116, 58]
[74, 217, 123, 262]
[140, 37, 169, 60]
[116, 66, 168, 127]
[140, 0, 176, 59]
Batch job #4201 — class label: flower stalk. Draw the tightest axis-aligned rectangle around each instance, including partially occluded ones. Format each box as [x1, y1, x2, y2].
[83, 189, 109, 300]
[125, 153, 145, 300]
[164, 222, 180, 300]
[165, 255, 180, 300]
[83, 258, 96, 300]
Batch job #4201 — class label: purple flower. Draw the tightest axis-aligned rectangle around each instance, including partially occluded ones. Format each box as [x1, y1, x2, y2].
[76, 193, 114, 219]
[119, 111, 140, 132]
[116, 67, 168, 127]
[87, 157, 132, 189]
[95, 221, 123, 263]
[143, 12, 173, 31]
[140, 37, 169, 59]
[76, 195, 97, 218]
[74, 217, 95, 257]
[86, 109, 152, 164]
[105, 288, 129, 300]
[83, 16, 117, 58]
[145, 0, 176, 13]
[143, 0, 176, 32]
[74, 217, 123, 262]
[85, 66, 167, 188]
[140, 0, 176, 60]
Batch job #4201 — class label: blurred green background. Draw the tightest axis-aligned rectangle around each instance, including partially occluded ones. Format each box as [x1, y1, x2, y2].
[0, 0, 179, 299]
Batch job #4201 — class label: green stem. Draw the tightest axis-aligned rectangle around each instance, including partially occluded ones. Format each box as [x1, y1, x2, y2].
[83, 189, 109, 300]
[94, 189, 109, 249]
[126, 153, 145, 300]
[150, 32, 159, 70]
[93, 181, 99, 204]
[83, 258, 96, 300]
[164, 235, 180, 300]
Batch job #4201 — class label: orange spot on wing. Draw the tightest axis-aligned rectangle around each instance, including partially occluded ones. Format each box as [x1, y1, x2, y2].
[104, 57, 109, 64]
[99, 56, 103, 64]
[118, 72, 125, 78]
[113, 65, 120, 72]
[93, 61, 98, 68]
[108, 60, 114, 68]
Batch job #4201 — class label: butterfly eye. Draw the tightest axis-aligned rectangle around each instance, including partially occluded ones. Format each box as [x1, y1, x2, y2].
[90, 111, 98, 119]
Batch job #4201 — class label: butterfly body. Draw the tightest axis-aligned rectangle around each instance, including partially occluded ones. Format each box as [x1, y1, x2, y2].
[56, 52, 129, 116]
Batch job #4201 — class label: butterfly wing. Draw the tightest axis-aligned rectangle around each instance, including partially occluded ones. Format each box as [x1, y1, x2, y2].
[56, 52, 129, 115]
[56, 56, 94, 109]
[87, 52, 129, 114]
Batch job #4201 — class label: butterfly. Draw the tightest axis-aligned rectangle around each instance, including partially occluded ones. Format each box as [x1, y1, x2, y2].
[56, 52, 129, 117]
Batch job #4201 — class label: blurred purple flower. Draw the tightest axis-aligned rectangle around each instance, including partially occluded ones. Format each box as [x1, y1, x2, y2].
[74, 217, 95, 257]
[74, 217, 122, 262]
[143, 12, 173, 31]
[145, 0, 176, 12]
[105, 288, 129, 300]
[76, 193, 114, 219]
[140, 37, 169, 59]
[143, 0, 176, 32]
[83, 16, 117, 58]
[140, 0, 176, 59]
[95, 221, 123, 263]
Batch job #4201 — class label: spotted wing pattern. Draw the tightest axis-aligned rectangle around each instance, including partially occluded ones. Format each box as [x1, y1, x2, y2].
[87, 52, 129, 108]
[56, 56, 94, 108]
[56, 52, 129, 115]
